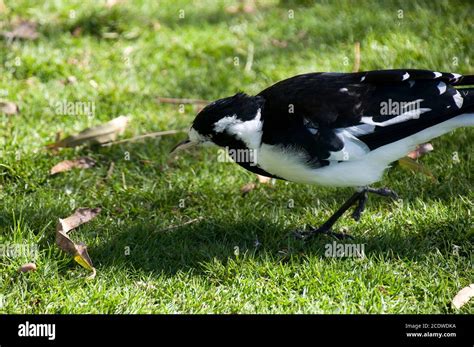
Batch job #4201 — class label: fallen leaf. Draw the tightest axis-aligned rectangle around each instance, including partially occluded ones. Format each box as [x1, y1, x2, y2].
[452, 284, 474, 309]
[3, 20, 38, 40]
[56, 208, 101, 276]
[72, 27, 82, 37]
[398, 157, 436, 181]
[105, 0, 124, 8]
[225, 0, 255, 13]
[152, 21, 161, 31]
[241, 182, 256, 196]
[25, 77, 37, 86]
[47, 115, 129, 149]
[243, 2, 256, 13]
[241, 174, 275, 195]
[50, 157, 96, 175]
[18, 263, 37, 272]
[102, 32, 119, 39]
[0, 101, 19, 115]
[65, 75, 77, 84]
[407, 143, 434, 159]
[225, 4, 240, 13]
[257, 174, 272, 184]
[270, 38, 288, 48]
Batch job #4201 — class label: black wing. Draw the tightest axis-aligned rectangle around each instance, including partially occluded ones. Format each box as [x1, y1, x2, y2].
[258, 69, 472, 164]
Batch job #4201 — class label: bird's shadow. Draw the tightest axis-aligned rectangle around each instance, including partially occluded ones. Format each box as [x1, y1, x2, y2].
[87, 194, 472, 277]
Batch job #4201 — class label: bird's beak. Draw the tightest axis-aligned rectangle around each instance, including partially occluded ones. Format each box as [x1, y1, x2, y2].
[169, 138, 196, 156]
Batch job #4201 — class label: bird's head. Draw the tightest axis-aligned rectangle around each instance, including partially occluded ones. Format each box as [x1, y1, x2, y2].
[170, 92, 265, 154]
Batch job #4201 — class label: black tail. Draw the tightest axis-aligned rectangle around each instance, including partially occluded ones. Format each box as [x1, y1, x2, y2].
[452, 74, 474, 112]
[454, 74, 474, 86]
[455, 86, 474, 113]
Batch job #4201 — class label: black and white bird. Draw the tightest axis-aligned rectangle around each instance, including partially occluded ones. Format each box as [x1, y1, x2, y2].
[171, 69, 474, 239]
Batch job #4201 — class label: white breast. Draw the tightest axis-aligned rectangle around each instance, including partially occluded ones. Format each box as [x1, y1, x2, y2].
[258, 143, 385, 187]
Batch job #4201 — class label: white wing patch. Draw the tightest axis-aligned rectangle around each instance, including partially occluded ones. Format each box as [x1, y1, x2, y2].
[451, 73, 462, 81]
[344, 123, 376, 136]
[453, 90, 463, 108]
[361, 108, 431, 127]
[437, 81, 447, 95]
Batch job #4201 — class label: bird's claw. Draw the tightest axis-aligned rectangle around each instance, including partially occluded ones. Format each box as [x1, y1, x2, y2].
[368, 187, 399, 200]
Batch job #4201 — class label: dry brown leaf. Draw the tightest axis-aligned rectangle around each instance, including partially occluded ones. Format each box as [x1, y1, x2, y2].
[398, 157, 436, 182]
[241, 174, 274, 195]
[270, 38, 288, 48]
[105, 0, 124, 8]
[225, 5, 240, 13]
[47, 115, 129, 149]
[225, 0, 256, 13]
[64, 76, 77, 85]
[257, 174, 272, 184]
[407, 143, 434, 159]
[18, 263, 37, 273]
[452, 284, 474, 309]
[72, 27, 82, 37]
[50, 157, 96, 175]
[0, 101, 19, 115]
[3, 20, 38, 40]
[241, 182, 256, 195]
[56, 208, 101, 275]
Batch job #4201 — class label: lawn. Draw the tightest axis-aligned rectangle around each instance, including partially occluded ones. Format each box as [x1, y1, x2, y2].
[0, 0, 473, 313]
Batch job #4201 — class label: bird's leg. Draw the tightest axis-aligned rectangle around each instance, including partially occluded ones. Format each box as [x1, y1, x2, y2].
[351, 187, 399, 221]
[351, 190, 368, 222]
[294, 187, 399, 240]
[294, 191, 364, 240]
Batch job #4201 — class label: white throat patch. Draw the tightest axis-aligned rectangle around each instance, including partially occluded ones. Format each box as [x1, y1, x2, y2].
[213, 109, 263, 149]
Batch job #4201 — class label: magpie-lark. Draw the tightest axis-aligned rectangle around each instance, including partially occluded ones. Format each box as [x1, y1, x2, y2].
[172, 69, 474, 239]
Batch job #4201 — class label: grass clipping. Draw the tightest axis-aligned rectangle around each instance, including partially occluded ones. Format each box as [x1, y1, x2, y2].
[56, 208, 101, 279]
[48, 115, 129, 149]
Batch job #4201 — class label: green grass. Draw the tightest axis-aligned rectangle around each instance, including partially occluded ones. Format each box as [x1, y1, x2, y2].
[0, 0, 473, 313]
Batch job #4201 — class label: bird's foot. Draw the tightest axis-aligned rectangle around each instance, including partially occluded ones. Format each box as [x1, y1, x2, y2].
[293, 226, 354, 241]
[366, 187, 399, 200]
